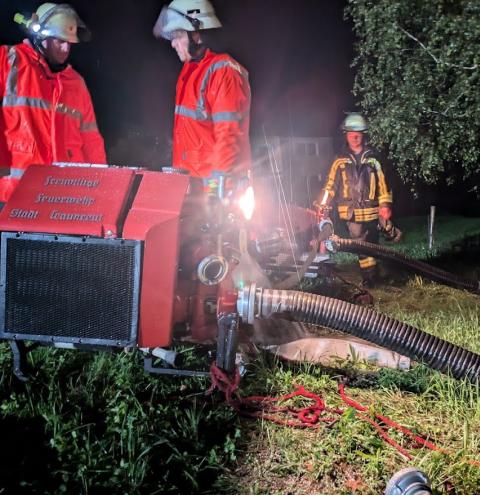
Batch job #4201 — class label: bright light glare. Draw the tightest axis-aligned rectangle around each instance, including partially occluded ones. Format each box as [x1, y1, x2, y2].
[238, 186, 255, 221]
[32, 23, 41, 32]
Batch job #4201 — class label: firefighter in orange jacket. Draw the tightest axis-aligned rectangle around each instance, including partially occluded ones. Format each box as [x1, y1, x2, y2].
[0, 3, 106, 203]
[319, 113, 399, 286]
[153, 0, 251, 182]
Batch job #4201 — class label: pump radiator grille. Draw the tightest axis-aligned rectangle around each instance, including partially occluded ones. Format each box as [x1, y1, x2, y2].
[0, 233, 141, 346]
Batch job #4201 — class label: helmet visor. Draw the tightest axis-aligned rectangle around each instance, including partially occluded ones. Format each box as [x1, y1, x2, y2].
[153, 6, 195, 40]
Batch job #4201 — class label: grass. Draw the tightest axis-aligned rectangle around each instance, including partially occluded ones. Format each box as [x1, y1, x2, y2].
[0, 215, 479, 494]
[393, 215, 480, 259]
[331, 214, 480, 264]
[217, 215, 480, 494]
[0, 348, 241, 494]
[220, 278, 480, 495]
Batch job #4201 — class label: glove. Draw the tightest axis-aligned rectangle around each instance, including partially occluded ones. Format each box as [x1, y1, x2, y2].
[379, 206, 392, 221]
[378, 218, 402, 243]
[387, 223, 402, 243]
[203, 171, 240, 199]
[203, 171, 226, 198]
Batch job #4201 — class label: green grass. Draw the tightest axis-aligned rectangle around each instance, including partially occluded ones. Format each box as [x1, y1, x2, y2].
[332, 214, 480, 263]
[0, 348, 241, 494]
[393, 215, 480, 259]
[219, 278, 480, 495]
[219, 215, 480, 494]
[0, 215, 479, 494]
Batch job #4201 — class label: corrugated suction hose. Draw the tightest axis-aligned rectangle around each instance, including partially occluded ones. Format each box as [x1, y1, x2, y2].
[333, 237, 480, 295]
[238, 285, 480, 382]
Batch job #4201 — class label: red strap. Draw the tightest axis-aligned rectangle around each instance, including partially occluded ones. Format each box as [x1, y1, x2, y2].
[208, 363, 480, 466]
[206, 362, 241, 408]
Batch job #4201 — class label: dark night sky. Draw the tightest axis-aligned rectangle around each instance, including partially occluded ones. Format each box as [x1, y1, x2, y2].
[2, 2, 479, 216]
[1, 0, 355, 165]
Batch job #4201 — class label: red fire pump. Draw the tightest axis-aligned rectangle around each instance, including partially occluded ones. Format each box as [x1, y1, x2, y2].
[2, 164, 480, 383]
[0, 164, 323, 379]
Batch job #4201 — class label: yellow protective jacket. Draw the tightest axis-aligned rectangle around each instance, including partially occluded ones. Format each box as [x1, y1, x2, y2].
[320, 147, 392, 222]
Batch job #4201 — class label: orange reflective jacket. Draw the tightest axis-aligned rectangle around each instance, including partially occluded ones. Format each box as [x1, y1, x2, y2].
[173, 49, 251, 178]
[0, 41, 106, 201]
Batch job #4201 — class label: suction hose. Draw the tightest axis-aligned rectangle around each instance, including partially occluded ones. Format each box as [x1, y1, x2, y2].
[333, 237, 480, 295]
[238, 284, 480, 382]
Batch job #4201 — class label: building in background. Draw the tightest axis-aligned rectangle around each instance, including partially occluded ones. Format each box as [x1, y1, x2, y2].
[252, 135, 334, 210]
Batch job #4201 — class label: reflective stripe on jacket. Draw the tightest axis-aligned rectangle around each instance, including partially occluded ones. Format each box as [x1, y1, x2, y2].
[320, 148, 392, 222]
[0, 41, 106, 201]
[173, 49, 251, 177]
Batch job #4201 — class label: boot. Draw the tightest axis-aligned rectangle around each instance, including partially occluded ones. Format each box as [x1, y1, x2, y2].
[361, 268, 377, 288]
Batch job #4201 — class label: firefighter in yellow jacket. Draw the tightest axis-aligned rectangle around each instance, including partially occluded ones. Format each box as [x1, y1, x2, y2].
[319, 113, 398, 286]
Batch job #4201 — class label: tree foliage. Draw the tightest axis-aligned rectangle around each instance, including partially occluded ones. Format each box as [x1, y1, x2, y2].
[345, 0, 480, 190]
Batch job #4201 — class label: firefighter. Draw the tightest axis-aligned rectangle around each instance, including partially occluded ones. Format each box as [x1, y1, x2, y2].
[153, 0, 251, 183]
[318, 113, 399, 286]
[0, 2, 106, 203]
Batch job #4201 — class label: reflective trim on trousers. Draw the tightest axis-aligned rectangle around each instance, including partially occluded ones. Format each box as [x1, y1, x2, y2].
[359, 257, 376, 269]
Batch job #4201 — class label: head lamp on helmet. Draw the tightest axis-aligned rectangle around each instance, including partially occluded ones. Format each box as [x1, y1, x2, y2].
[14, 3, 91, 43]
[153, 0, 221, 40]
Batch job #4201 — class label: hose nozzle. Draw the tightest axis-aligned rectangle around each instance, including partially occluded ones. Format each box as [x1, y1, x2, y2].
[385, 467, 431, 495]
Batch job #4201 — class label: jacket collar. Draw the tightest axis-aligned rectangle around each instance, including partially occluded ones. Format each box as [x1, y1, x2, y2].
[185, 48, 216, 66]
[342, 144, 372, 164]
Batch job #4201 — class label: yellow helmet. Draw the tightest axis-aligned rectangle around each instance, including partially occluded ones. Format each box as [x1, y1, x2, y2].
[14, 3, 90, 43]
[341, 113, 368, 132]
[153, 0, 222, 40]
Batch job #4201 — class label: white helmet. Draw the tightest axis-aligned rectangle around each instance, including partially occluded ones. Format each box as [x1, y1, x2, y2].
[153, 0, 222, 40]
[14, 3, 90, 43]
[341, 113, 368, 132]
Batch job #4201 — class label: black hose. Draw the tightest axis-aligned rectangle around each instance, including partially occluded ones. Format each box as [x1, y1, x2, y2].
[248, 288, 480, 381]
[333, 237, 480, 295]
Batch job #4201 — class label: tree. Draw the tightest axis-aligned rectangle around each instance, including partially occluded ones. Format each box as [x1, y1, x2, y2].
[345, 0, 480, 191]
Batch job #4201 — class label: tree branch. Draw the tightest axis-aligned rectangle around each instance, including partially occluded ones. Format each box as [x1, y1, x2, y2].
[399, 26, 478, 70]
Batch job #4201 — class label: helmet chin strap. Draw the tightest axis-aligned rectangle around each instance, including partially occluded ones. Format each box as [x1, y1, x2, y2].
[187, 31, 206, 61]
[45, 59, 68, 73]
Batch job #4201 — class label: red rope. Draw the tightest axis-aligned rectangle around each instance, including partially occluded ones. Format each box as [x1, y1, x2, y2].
[206, 361, 241, 407]
[338, 383, 446, 455]
[208, 362, 480, 466]
[239, 385, 344, 428]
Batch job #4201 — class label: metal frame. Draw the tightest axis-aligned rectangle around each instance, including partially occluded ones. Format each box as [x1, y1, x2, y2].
[143, 357, 210, 377]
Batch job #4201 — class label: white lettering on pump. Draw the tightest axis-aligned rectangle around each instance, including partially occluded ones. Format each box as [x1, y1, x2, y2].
[34, 193, 95, 206]
[9, 209, 39, 219]
[43, 176, 100, 188]
[49, 210, 103, 222]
